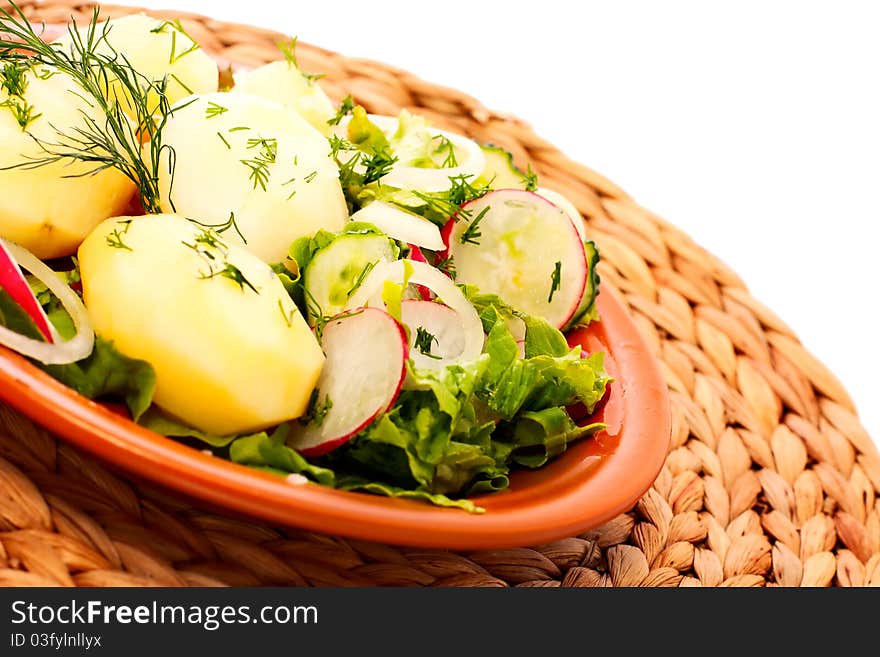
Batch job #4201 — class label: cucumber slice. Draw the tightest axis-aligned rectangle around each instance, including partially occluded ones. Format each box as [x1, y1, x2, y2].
[303, 233, 397, 324]
[447, 190, 587, 329]
[477, 144, 529, 190]
[563, 240, 601, 330]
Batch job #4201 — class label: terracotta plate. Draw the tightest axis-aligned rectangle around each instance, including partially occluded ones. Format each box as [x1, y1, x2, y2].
[0, 283, 669, 549]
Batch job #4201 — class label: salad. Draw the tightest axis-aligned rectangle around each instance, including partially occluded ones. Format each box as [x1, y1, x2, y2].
[0, 5, 609, 512]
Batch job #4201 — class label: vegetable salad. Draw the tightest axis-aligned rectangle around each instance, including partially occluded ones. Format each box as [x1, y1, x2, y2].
[0, 5, 608, 511]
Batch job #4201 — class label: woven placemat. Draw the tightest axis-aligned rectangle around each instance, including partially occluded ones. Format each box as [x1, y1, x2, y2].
[1, 0, 877, 588]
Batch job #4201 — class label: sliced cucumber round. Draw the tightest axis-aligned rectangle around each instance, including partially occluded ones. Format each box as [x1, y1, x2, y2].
[303, 233, 397, 324]
[447, 189, 588, 329]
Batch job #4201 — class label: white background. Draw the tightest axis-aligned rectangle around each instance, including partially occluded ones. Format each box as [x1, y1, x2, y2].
[118, 0, 879, 446]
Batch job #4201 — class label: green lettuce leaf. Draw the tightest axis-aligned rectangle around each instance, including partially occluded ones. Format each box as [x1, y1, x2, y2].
[43, 338, 156, 421]
[229, 424, 336, 486]
[138, 407, 240, 448]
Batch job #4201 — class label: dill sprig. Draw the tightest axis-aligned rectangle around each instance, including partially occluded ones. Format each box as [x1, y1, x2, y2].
[459, 205, 490, 246]
[188, 211, 247, 244]
[548, 261, 562, 303]
[1, 60, 41, 129]
[432, 134, 458, 168]
[277, 36, 324, 83]
[414, 326, 441, 359]
[0, 3, 183, 213]
[521, 163, 538, 191]
[205, 101, 227, 119]
[361, 146, 397, 185]
[327, 94, 354, 126]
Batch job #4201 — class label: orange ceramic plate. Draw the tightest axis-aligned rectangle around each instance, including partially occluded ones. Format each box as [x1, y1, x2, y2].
[0, 284, 669, 549]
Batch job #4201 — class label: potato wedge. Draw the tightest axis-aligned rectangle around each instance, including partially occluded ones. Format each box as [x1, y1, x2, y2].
[78, 213, 324, 435]
[0, 67, 135, 259]
[157, 92, 348, 263]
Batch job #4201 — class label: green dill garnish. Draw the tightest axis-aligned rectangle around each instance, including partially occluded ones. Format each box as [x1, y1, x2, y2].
[216, 131, 231, 149]
[303, 170, 318, 184]
[361, 146, 397, 185]
[1, 60, 27, 96]
[328, 134, 354, 158]
[432, 134, 458, 168]
[548, 260, 562, 303]
[240, 158, 270, 191]
[229, 125, 250, 132]
[411, 174, 491, 223]
[414, 326, 441, 359]
[188, 212, 246, 244]
[203, 263, 258, 293]
[277, 36, 324, 83]
[327, 94, 354, 126]
[150, 18, 200, 64]
[0, 60, 40, 129]
[277, 299, 296, 328]
[347, 260, 376, 298]
[105, 219, 133, 251]
[300, 389, 332, 427]
[205, 101, 228, 119]
[522, 164, 538, 191]
[436, 255, 456, 280]
[459, 206, 490, 246]
[0, 4, 186, 212]
[246, 136, 278, 162]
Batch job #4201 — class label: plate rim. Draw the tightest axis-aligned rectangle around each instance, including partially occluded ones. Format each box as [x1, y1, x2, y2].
[0, 284, 670, 549]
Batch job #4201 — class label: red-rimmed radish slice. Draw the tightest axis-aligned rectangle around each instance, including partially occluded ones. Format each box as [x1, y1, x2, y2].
[406, 245, 433, 301]
[347, 259, 483, 365]
[0, 239, 54, 342]
[288, 307, 408, 456]
[400, 299, 466, 369]
[535, 187, 587, 242]
[447, 190, 588, 329]
[0, 239, 94, 365]
[350, 201, 445, 251]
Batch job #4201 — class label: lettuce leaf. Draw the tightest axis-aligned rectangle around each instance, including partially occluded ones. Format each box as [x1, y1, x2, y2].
[229, 424, 336, 486]
[43, 338, 156, 421]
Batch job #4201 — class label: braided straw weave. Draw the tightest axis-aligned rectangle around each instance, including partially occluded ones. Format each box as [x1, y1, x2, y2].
[1, 0, 877, 588]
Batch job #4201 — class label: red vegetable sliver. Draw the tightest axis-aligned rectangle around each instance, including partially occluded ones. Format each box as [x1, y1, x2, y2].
[0, 240, 54, 343]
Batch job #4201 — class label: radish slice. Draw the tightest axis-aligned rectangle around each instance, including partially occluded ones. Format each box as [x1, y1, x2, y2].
[0, 240, 54, 342]
[406, 245, 433, 301]
[0, 239, 94, 365]
[535, 187, 588, 242]
[347, 259, 484, 364]
[288, 307, 408, 457]
[447, 190, 588, 329]
[401, 299, 466, 369]
[351, 201, 446, 251]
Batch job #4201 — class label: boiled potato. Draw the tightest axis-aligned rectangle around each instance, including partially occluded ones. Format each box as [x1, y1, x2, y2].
[54, 13, 218, 117]
[0, 67, 136, 259]
[234, 60, 336, 135]
[157, 91, 348, 262]
[78, 213, 324, 435]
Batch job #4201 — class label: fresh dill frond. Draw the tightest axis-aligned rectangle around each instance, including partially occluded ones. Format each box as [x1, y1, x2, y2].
[432, 134, 458, 168]
[414, 326, 440, 358]
[217, 131, 231, 149]
[548, 261, 562, 303]
[205, 101, 228, 119]
[521, 164, 538, 191]
[246, 136, 278, 163]
[327, 94, 354, 126]
[303, 170, 318, 184]
[240, 157, 271, 191]
[459, 206, 490, 246]
[105, 220, 133, 251]
[188, 212, 246, 244]
[0, 3, 182, 212]
[346, 260, 376, 298]
[361, 146, 397, 185]
[277, 36, 324, 83]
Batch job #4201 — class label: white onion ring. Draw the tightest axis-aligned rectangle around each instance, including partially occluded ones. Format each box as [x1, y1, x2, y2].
[350, 201, 446, 251]
[346, 259, 483, 365]
[0, 239, 94, 364]
[338, 114, 486, 193]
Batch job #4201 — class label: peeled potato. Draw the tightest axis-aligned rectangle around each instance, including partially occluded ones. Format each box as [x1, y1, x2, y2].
[54, 13, 218, 117]
[157, 91, 348, 262]
[0, 68, 136, 259]
[234, 60, 336, 135]
[78, 213, 324, 435]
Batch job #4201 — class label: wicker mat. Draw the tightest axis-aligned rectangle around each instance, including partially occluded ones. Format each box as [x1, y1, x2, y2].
[1, 0, 877, 588]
